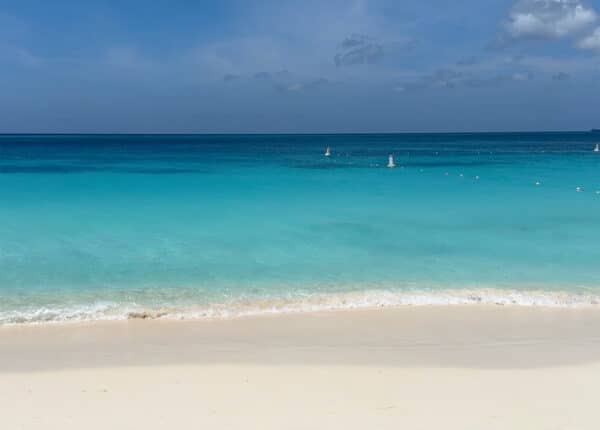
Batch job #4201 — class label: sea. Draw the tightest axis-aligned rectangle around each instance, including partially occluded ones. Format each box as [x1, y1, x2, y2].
[1, 132, 599, 325]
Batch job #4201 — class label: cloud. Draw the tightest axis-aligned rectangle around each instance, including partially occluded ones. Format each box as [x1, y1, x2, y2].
[334, 34, 384, 67]
[577, 27, 600, 51]
[511, 53, 598, 74]
[395, 70, 464, 92]
[276, 78, 332, 93]
[396, 68, 534, 92]
[221, 69, 333, 93]
[184, 3, 410, 84]
[416, 69, 464, 89]
[275, 82, 304, 92]
[252, 70, 291, 81]
[511, 71, 534, 81]
[505, 0, 597, 40]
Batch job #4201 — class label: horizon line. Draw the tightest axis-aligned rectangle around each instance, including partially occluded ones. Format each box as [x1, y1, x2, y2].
[0, 130, 597, 136]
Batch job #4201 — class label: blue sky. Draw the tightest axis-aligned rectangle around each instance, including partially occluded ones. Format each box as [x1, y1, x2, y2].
[1, 0, 600, 132]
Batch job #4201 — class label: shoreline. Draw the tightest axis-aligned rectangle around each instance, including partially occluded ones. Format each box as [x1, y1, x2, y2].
[3, 306, 600, 429]
[3, 287, 600, 327]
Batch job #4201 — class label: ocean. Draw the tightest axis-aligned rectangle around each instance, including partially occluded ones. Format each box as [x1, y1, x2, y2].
[1, 132, 599, 324]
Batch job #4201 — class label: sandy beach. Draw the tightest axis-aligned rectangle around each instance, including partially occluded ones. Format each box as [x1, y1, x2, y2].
[2, 306, 600, 429]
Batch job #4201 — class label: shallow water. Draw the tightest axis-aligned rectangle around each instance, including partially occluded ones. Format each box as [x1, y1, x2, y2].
[1, 133, 599, 324]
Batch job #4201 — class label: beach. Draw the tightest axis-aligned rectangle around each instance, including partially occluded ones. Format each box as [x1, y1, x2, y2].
[3, 306, 600, 429]
[4, 0, 600, 425]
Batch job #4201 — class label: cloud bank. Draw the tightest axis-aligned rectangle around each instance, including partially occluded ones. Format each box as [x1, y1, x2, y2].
[506, 0, 596, 40]
[577, 26, 600, 51]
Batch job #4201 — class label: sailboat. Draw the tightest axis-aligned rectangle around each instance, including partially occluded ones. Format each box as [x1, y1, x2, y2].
[594, 143, 599, 152]
[387, 154, 396, 168]
[325, 146, 331, 157]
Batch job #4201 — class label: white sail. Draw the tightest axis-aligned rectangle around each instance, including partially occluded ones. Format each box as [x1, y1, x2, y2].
[594, 144, 599, 152]
[325, 147, 331, 157]
[387, 154, 396, 168]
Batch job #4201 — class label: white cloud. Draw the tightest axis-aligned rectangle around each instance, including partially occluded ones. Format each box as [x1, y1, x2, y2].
[577, 27, 600, 51]
[511, 71, 528, 80]
[506, 0, 597, 39]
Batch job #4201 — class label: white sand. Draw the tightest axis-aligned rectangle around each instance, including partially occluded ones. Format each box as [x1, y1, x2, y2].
[2, 306, 600, 429]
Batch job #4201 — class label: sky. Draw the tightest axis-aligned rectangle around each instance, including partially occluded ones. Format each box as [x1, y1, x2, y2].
[1, 0, 600, 133]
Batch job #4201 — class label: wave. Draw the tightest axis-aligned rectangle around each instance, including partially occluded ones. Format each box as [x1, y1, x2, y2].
[1, 288, 600, 326]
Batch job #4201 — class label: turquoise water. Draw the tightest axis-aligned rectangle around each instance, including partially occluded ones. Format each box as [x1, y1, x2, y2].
[1, 133, 600, 323]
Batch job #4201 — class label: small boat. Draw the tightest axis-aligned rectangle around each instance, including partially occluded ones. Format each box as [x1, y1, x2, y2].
[387, 154, 396, 168]
[594, 144, 599, 152]
[325, 146, 331, 157]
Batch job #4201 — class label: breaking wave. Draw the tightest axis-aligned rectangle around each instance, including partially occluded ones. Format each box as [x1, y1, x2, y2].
[1, 288, 599, 326]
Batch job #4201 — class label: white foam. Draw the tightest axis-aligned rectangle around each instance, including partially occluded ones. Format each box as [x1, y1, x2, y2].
[1, 289, 599, 326]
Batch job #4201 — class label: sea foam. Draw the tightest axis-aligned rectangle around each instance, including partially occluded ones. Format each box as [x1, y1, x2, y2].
[1, 288, 599, 326]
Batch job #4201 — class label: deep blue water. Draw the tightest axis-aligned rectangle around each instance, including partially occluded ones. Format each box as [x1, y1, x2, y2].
[1, 133, 600, 323]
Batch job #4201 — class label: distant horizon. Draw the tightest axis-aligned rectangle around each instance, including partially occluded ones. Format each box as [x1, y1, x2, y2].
[1, 129, 599, 136]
